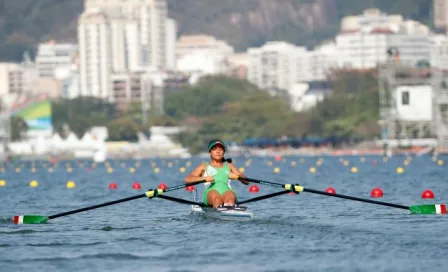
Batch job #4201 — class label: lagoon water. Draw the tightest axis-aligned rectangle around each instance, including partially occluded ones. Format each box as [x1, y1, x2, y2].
[1, 155, 447, 271]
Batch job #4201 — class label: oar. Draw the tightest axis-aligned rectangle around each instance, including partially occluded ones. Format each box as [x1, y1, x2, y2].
[13, 180, 206, 224]
[239, 177, 446, 215]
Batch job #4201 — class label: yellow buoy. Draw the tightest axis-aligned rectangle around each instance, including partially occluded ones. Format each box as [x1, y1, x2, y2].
[239, 167, 245, 173]
[154, 167, 160, 174]
[107, 168, 114, 173]
[273, 167, 280, 174]
[186, 161, 192, 167]
[403, 160, 410, 166]
[351, 167, 358, 173]
[67, 167, 73, 173]
[396, 167, 404, 174]
[29, 180, 39, 187]
[16, 168, 21, 173]
[31, 168, 37, 173]
[129, 167, 136, 173]
[66, 181, 76, 189]
[309, 167, 316, 173]
[0, 180, 6, 187]
[438, 160, 444, 166]
[343, 161, 349, 166]
[180, 167, 186, 173]
[316, 161, 323, 167]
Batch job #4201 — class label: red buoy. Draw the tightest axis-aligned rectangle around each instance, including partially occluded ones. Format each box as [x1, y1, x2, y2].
[132, 182, 141, 190]
[421, 189, 435, 199]
[108, 183, 118, 189]
[158, 183, 168, 190]
[185, 185, 194, 192]
[249, 185, 259, 193]
[275, 155, 282, 161]
[325, 187, 336, 194]
[371, 188, 383, 198]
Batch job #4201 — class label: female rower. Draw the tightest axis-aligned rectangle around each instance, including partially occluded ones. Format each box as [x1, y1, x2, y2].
[184, 139, 249, 208]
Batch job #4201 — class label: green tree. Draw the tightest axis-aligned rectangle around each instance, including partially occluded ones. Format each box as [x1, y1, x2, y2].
[10, 116, 28, 141]
[52, 97, 117, 137]
[107, 117, 141, 142]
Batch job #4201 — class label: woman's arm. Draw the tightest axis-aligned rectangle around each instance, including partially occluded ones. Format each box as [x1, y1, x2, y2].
[185, 162, 210, 183]
[228, 163, 249, 185]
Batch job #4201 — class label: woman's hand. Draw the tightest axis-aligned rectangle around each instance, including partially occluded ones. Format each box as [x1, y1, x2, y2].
[205, 176, 214, 183]
[228, 173, 240, 180]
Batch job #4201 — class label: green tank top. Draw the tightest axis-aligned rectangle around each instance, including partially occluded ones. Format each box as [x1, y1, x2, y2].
[204, 162, 231, 189]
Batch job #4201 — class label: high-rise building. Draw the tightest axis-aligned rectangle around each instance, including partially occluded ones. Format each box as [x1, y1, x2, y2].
[35, 42, 77, 77]
[138, 0, 168, 69]
[434, 0, 448, 29]
[165, 18, 177, 70]
[309, 42, 338, 81]
[337, 9, 431, 69]
[78, 8, 112, 99]
[176, 35, 234, 75]
[0, 63, 27, 95]
[247, 41, 308, 93]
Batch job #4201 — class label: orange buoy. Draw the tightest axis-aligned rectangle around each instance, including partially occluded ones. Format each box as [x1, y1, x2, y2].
[185, 185, 194, 192]
[249, 185, 259, 193]
[421, 189, 435, 199]
[370, 188, 383, 198]
[109, 183, 118, 189]
[325, 187, 336, 194]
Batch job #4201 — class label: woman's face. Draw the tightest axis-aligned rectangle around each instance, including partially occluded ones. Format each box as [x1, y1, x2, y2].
[210, 145, 224, 160]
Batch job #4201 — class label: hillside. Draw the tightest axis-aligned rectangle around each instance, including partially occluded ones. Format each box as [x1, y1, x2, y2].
[0, 0, 433, 62]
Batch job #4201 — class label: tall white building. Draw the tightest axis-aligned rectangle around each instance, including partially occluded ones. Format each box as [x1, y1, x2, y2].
[336, 9, 431, 69]
[247, 41, 308, 93]
[35, 42, 77, 77]
[309, 42, 338, 81]
[175, 35, 234, 75]
[431, 34, 448, 70]
[434, 0, 448, 29]
[78, 9, 111, 99]
[80, 0, 176, 77]
[138, 0, 168, 69]
[165, 18, 177, 70]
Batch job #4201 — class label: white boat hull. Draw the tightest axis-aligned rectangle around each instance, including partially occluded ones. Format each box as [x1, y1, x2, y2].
[191, 205, 254, 221]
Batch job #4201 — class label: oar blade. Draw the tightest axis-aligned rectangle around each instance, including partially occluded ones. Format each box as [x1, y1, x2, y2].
[409, 204, 447, 215]
[13, 215, 49, 224]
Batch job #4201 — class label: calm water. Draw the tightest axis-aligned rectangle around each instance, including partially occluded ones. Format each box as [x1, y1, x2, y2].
[0, 155, 447, 271]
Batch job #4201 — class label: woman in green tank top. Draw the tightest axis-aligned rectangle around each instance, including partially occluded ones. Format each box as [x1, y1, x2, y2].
[184, 140, 249, 208]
